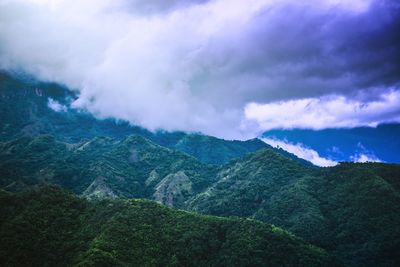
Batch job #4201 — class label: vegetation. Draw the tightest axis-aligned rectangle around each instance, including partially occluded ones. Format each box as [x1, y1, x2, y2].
[0, 186, 337, 267]
[1, 134, 399, 266]
[0, 134, 218, 208]
[1, 72, 400, 266]
[187, 152, 400, 267]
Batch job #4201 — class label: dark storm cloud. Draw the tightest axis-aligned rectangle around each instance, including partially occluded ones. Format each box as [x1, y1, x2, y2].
[190, 0, 400, 106]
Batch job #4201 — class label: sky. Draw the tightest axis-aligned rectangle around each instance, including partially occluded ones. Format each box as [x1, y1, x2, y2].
[0, 0, 400, 165]
[263, 124, 400, 166]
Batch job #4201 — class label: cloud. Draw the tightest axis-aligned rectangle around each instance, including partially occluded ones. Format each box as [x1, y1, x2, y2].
[47, 97, 67, 112]
[120, 0, 209, 15]
[262, 137, 337, 167]
[245, 90, 400, 131]
[0, 0, 399, 139]
[350, 142, 383, 163]
[263, 137, 384, 165]
[350, 153, 383, 163]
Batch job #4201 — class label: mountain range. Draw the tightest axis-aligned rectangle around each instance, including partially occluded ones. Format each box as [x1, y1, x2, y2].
[1, 72, 400, 266]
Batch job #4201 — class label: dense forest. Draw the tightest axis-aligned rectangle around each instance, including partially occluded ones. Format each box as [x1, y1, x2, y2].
[0, 186, 338, 267]
[1, 73, 400, 266]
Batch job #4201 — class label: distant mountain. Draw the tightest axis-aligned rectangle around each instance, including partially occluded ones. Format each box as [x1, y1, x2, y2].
[0, 186, 338, 267]
[169, 134, 268, 165]
[0, 72, 273, 165]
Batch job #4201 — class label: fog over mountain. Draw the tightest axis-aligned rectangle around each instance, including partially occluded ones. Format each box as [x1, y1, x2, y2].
[1, 0, 399, 139]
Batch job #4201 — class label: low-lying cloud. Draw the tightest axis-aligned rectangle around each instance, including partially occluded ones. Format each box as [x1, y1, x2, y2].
[48, 98, 67, 112]
[1, 0, 399, 139]
[350, 142, 383, 163]
[351, 153, 383, 163]
[263, 137, 384, 165]
[262, 137, 337, 167]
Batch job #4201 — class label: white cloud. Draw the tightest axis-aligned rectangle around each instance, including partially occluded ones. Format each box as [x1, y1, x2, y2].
[0, 0, 399, 139]
[262, 138, 337, 167]
[245, 90, 400, 132]
[349, 142, 383, 163]
[350, 153, 383, 163]
[47, 98, 67, 112]
[1, 0, 273, 139]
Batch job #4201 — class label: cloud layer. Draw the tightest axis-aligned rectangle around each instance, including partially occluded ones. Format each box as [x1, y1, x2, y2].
[1, 0, 400, 139]
[245, 90, 400, 131]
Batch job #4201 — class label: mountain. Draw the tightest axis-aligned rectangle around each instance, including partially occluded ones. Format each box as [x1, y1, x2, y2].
[187, 151, 400, 267]
[0, 72, 150, 142]
[0, 186, 338, 267]
[0, 72, 272, 165]
[1, 133, 399, 266]
[169, 134, 268, 165]
[0, 134, 217, 207]
[1, 72, 400, 266]
[187, 148, 315, 218]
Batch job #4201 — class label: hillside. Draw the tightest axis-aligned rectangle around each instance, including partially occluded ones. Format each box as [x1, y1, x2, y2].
[0, 134, 217, 207]
[187, 151, 400, 267]
[1, 73, 400, 266]
[0, 186, 338, 267]
[1, 134, 399, 266]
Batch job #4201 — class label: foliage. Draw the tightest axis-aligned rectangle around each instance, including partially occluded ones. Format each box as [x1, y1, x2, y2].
[0, 187, 337, 267]
[0, 134, 217, 207]
[1, 72, 400, 266]
[187, 152, 400, 267]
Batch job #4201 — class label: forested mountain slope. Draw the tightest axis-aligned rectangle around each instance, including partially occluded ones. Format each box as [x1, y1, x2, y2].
[1, 73, 400, 266]
[187, 152, 400, 267]
[0, 187, 338, 267]
[0, 134, 217, 207]
[1, 133, 399, 266]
